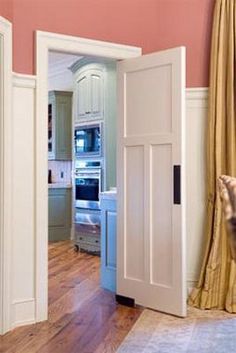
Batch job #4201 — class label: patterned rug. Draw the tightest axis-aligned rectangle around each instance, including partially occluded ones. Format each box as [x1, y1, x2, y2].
[116, 307, 236, 353]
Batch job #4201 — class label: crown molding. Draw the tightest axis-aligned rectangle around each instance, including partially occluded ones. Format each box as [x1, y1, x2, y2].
[48, 54, 82, 78]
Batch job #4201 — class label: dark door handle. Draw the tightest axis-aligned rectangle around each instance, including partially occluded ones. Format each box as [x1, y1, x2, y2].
[173, 165, 181, 205]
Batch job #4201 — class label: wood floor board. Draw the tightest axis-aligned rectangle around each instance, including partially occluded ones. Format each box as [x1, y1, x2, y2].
[0, 240, 142, 353]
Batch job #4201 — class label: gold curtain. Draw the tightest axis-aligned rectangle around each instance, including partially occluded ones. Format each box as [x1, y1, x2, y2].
[188, 0, 236, 313]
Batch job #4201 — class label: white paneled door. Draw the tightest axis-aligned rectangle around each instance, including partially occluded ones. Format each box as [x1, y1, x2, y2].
[117, 47, 186, 317]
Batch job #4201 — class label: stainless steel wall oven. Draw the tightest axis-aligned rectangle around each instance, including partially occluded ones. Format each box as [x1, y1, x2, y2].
[74, 160, 102, 210]
[74, 160, 102, 254]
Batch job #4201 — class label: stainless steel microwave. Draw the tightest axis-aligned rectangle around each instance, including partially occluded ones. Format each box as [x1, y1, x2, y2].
[74, 123, 103, 158]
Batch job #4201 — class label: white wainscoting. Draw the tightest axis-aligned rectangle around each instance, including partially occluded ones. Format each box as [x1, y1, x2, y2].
[186, 88, 208, 293]
[11, 73, 37, 328]
[8, 84, 207, 329]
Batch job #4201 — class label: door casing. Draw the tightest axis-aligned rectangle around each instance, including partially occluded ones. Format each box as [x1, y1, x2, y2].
[0, 16, 13, 334]
[36, 31, 142, 322]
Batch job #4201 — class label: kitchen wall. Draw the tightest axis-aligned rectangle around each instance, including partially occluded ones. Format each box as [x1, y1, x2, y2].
[48, 161, 72, 183]
[1, 0, 215, 87]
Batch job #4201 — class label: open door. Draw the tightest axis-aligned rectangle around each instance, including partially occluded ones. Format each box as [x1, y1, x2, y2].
[117, 47, 186, 317]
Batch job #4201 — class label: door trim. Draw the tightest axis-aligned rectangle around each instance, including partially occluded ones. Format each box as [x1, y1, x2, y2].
[36, 30, 142, 322]
[0, 16, 12, 334]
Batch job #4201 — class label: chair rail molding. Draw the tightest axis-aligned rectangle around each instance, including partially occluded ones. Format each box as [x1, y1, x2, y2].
[0, 16, 13, 335]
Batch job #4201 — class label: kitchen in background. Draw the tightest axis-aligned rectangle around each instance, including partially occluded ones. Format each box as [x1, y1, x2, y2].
[48, 51, 117, 265]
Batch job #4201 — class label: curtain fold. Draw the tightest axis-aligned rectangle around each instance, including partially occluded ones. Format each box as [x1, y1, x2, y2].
[188, 0, 236, 313]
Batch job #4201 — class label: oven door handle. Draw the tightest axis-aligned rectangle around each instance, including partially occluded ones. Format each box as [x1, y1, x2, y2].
[75, 221, 100, 227]
[75, 175, 100, 179]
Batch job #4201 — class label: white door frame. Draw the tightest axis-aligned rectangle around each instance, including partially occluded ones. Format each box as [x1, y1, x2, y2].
[0, 16, 13, 334]
[36, 31, 142, 321]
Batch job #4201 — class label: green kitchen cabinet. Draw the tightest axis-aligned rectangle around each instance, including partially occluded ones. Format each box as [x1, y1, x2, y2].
[70, 60, 104, 123]
[100, 193, 117, 292]
[70, 59, 117, 191]
[48, 187, 72, 241]
[48, 91, 73, 160]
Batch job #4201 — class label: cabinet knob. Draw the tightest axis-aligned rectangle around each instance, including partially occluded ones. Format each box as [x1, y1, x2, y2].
[85, 111, 91, 114]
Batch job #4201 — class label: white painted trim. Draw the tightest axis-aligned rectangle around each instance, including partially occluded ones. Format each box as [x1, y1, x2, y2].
[12, 73, 37, 88]
[12, 318, 36, 329]
[186, 88, 208, 298]
[36, 31, 142, 322]
[11, 73, 37, 331]
[186, 87, 208, 98]
[12, 298, 36, 329]
[0, 16, 12, 335]
[37, 31, 142, 59]
[12, 298, 35, 305]
[187, 281, 198, 295]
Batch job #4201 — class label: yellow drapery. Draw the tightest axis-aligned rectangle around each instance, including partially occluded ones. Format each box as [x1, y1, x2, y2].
[188, 0, 236, 312]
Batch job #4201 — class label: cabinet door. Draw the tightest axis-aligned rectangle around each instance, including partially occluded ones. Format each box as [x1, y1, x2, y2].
[74, 67, 104, 122]
[48, 96, 56, 160]
[101, 198, 117, 292]
[48, 188, 72, 241]
[89, 69, 103, 119]
[75, 72, 89, 122]
[55, 94, 72, 160]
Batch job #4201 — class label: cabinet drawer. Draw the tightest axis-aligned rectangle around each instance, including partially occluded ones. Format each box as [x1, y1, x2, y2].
[75, 232, 100, 246]
[74, 233, 100, 254]
[74, 222, 100, 236]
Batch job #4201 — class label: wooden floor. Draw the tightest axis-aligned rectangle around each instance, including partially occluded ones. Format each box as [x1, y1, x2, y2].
[0, 241, 142, 353]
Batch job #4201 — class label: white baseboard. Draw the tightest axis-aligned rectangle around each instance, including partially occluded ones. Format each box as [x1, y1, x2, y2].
[11, 298, 36, 329]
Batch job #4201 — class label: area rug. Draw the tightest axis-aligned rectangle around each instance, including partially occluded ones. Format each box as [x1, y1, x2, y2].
[116, 307, 236, 353]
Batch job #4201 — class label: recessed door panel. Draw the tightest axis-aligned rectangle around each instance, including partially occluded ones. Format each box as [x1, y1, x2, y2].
[126, 64, 172, 137]
[125, 145, 145, 281]
[106, 210, 117, 268]
[90, 73, 102, 115]
[151, 144, 173, 287]
[77, 75, 88, 117]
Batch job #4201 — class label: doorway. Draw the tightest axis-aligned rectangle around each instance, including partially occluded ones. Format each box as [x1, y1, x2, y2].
[37, 30, 186, 324]
[47, 49, 117, 306]
[36, 31, 142, 322]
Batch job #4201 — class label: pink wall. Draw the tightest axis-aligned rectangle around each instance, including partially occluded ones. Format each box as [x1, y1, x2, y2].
[0, 0, 13, 21]
[5, 0, 215, 87]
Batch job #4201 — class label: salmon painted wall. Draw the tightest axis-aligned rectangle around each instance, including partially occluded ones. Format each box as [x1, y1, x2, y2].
[3, 0, 215, 87]
[0, 0, 13, 21]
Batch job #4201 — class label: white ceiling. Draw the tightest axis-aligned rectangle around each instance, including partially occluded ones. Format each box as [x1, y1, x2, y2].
[48, 51, 83, 78]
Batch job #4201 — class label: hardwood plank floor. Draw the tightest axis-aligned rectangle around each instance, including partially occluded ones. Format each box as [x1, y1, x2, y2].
[0, 241, 142, 353]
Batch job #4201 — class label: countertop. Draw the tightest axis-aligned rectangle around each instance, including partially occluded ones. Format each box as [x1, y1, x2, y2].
[48, 183, 72, 189]
[100, 188, 117, 200]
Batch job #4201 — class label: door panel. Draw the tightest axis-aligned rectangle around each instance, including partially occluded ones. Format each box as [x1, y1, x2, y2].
[117, 47, 186, 317]
[151, 144, 173, 287]
[125, 145, 145, 281]
[106, 210, 117, 268]
[76, 74, 88, 119]
[90, 70, 103, 116]
[126, 64, 172, 136]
